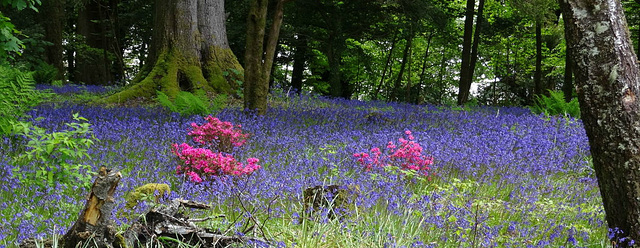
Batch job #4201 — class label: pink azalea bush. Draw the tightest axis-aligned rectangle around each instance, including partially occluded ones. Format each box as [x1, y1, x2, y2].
[172, 115, 260, 182]
[188, 115, 249, 153]
[353, 130, 433, 176]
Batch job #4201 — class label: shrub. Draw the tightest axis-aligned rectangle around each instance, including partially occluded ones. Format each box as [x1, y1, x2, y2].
[171, 115, 260, 183]
[11, 113, 98, 189]
[531, 90, 580, 119]
[354, 130, 433, 177]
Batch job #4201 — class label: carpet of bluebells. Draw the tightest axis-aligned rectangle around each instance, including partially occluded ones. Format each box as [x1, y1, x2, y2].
[0, 85, 607, 247]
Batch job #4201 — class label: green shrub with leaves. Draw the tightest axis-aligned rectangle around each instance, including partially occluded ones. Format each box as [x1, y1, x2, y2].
[531, 90, 580, 119]
[156, 90, 226, 116]
[223, 68, 244, 98]
[0, 64, 50, 135]
[11, 113, 98, 189]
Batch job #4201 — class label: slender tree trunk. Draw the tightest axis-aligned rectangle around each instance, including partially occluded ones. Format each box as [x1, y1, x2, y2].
[560, 0, 640, 246]
[374, 37, 397, 100]
[437, 48, 447, 104]
[103, 0, 241, 103]
[326, 38, 345, 98]
[76, 0, 114, 85]
[392, 34, 413, 101]
[418, 32, 434, 91]
[534, 19, 543, 96]
[244, 0, 268, 114]
[41, 0, 65, 81]
[291, 34, 307, 93]
[468, 0, 485, 80]
[457, 0, 475, 105]
[563, 35, 574, 102]
[407, 39, 413, 102]
[457, 0, 485, 105]
[244, 0, 289, 115]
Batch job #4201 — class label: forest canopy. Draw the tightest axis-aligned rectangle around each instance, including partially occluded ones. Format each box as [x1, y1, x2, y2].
[2, 0, 637, 106]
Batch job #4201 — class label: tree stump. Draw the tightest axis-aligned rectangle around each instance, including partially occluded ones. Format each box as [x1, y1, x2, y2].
[302, 184, 359, 221]
[61, 167, 121, 248]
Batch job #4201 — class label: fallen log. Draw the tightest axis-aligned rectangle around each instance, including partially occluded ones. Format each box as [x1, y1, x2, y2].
[121, 198, 272, 247]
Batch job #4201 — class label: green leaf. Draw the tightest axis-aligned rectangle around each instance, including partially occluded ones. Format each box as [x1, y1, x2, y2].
[448, 215, 457, 223]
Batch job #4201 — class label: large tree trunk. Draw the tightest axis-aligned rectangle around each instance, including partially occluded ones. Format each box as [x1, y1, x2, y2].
[244, 0, 288, 115]
[560, 0, 640, 246]
[457, 0, 485, 105]
[41, 0, 65, 81]
[103, 0, 241, 103]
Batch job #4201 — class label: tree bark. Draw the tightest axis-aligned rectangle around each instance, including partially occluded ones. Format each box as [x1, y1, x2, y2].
[76, 0, 121, 85]
[457, 0, 485, 105]
[437, 49, 447, 104]
[373, 37, 397, 100]
[41, 0, 65, 81]
[534, 19, 543, 96]
[391, 34, 413, 101]
[62, 167, 121, 248]
[562, 26, 574, 102]
[418, 32, 434, 100]
[244, 0, 289, 115]
[560, 0, 640, 246]
[103, 0, 241, 103]
[291, 34, 307, 93]
[326, 38, 345, 98]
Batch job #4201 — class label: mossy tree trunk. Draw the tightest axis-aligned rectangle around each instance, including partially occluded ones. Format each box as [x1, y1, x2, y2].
[103, 0, 242, 103]
[560, 0, 640, 246]
[244, 0, 289, 115]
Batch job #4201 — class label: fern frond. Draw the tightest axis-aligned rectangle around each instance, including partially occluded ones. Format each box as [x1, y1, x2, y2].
[156, 91, 178, 113]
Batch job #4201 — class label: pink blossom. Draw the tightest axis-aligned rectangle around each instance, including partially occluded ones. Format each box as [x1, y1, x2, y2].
[171, 117, 261, 183]
[354, 130, 434, 177]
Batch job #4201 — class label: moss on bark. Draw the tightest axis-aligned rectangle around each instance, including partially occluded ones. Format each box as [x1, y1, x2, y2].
[100, 47, 239, 104]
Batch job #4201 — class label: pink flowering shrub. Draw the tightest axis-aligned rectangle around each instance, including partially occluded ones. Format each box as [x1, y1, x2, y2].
[188, 115, 249, 153]
[172, 115, 260, 182]
[353, 130, 433, 176]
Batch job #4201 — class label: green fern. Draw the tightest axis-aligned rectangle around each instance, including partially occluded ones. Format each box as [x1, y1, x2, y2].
[156, 91, 178, 113]
[0, 65, 50, 136]
[531, 90, 580, 119]
[156, 90, 224, 116]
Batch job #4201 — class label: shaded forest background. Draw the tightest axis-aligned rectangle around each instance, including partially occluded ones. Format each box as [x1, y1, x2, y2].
[1, 0, 640, 106]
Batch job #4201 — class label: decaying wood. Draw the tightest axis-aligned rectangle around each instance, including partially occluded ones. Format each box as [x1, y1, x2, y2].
[122, 198, 271, 248]
[20, 169, 270, 248]
[303, 184, 359, 220]
[62, 167, 121, 248]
